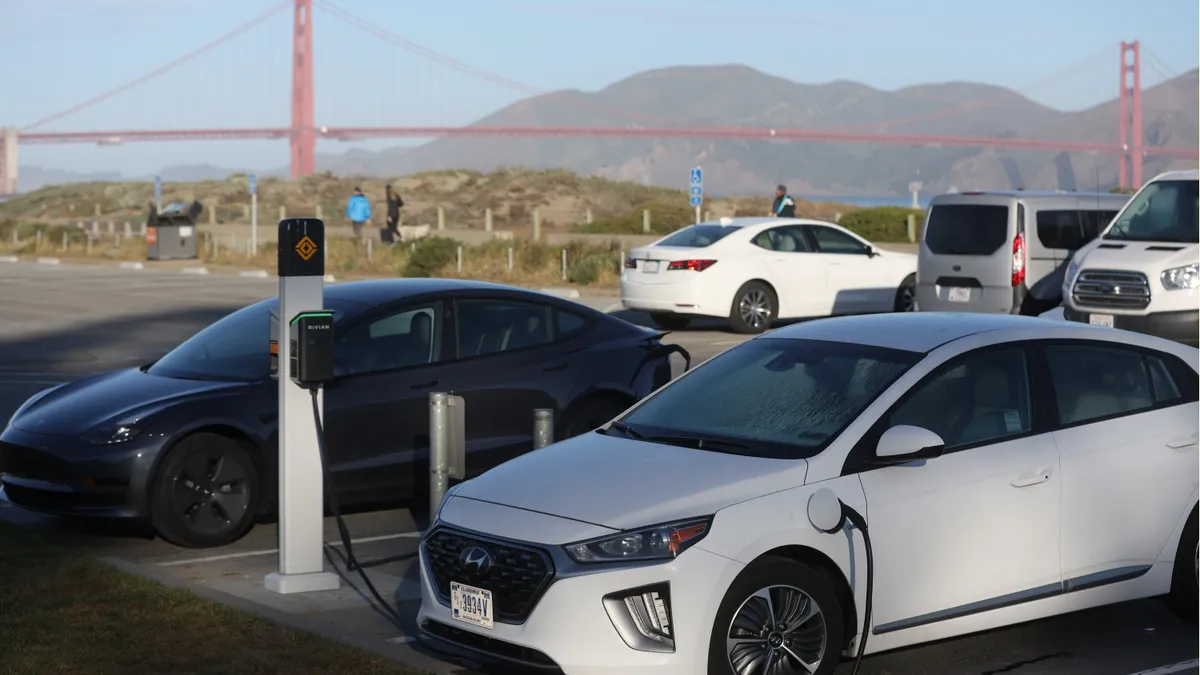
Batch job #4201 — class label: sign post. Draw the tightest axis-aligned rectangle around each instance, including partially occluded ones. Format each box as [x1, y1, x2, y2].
[153, 175, 162, 210]
[265, 217, 339, 595]
[249, 174, 258, 255]
[689, 167, 703, 224]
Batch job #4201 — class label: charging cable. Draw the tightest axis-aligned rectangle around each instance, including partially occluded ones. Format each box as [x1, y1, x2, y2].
[808, 489, 874, 675]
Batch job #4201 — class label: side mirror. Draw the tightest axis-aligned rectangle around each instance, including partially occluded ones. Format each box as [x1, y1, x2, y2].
[866, 246, 879, 258]
[871, 425, 945, 466]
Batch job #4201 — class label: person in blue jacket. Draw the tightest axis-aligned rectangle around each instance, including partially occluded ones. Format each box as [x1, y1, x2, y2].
[344, 186, 372, 240]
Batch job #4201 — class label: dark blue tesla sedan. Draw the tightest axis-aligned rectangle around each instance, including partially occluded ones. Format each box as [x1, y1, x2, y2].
[0, 279, 682, 548]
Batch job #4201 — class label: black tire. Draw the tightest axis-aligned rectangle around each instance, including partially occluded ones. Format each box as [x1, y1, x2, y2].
[150, 432, 261, 549]
[1167, 506, 1198, 623]
[893, 274, 916, 312]
[729, 281, 777, 334]
[650, 313, 693, 331]
[708, 556, 846, 675]
[559, 395, 632, 440]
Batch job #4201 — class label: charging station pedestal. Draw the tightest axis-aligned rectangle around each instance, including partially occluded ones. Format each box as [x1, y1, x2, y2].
[265, 219, 340, 595]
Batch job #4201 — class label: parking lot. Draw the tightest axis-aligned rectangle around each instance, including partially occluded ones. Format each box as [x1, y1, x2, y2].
[0, 259, 1196, 675]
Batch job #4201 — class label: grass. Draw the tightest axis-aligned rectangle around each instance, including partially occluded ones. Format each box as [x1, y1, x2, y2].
[0, 521, 422, 675]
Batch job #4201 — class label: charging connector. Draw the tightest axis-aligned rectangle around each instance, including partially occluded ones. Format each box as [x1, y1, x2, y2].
[807, 488, 874, 675]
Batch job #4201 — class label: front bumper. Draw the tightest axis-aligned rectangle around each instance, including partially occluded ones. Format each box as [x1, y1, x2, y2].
[416, 525, 743, 675]
[1063, 306, 1200, 346]
[0, 426, 158, 519]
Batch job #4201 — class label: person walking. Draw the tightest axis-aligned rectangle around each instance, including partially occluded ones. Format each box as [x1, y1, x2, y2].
[771, 184, 796, 218]
[344, 186, 372, 240]
[384, 184, 404, 243]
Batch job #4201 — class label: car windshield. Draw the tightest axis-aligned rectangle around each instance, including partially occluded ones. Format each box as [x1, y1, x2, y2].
[1104, 179, 1199, 243]
[146, 298, 359, 382]
[611, 337, 921, 459]
[656, 224, 740, 248]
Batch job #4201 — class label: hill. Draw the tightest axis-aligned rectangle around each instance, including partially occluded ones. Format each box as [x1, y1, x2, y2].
[318, 66, 1198, 194]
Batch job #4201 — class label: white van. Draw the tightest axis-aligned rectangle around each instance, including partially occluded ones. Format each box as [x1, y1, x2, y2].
[1062, 170, 1198, 346]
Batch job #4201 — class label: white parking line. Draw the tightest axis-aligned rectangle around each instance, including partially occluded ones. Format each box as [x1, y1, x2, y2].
[156, 531, 423, 567]
[1126, 659, 1200, 675]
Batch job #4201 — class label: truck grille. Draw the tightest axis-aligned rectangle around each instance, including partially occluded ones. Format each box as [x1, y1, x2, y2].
[421, 526, 555, 624]
[1072, 270, 1151, 310]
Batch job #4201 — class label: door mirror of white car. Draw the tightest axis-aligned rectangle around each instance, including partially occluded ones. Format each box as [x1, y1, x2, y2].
[872, 425, 945, 466]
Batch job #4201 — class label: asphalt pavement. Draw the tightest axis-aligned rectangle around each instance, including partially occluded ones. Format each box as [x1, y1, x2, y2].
[0, 259, 1195, 675]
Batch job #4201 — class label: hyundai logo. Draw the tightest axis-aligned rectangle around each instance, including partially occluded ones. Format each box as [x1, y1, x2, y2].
[460, 546, 493, 574]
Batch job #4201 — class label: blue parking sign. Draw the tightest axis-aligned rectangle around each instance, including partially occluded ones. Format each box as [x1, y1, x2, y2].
[690, 196, 703, 207]
[249, 173, 256, 195]
[690, 167, 702, 186]
[690, 186, 703, 198]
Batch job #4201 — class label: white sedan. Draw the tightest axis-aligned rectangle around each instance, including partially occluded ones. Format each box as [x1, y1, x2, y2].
[620, 217, 918, 333]
[417, 312, 1198, 675]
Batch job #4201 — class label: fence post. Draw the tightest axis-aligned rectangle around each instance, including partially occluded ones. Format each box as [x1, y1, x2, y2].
[485, 208, 493, 232]
[507, 247, 513, 273]
[86, 234, 93, 255]
[533, 209, 541, 242]
[124, 221, 132, 237]
[209, 205, 217, 225]
[61, 232, 67, 251]
[367, 237, 373, 261]
[94, 203, 100, 217]
[642, 209, 651, 233]
[279, 205, 286, 221]
[429, 392, 450, 516]
[437, 206, 446, 231]
[107, 221, 114, 235]
[533, 409, 554, 449]
[586, 208, 593, 224]
[456, 245, 462, 274]
[561, 249, 567, 280]
[315, 204, 323, 220]
[907, 213, 917, 243]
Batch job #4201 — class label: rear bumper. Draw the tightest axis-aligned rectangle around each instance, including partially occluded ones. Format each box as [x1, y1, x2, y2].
[916, 282, 1027, 314]
[619, 277, 724, 318]
[1063, 307, 1200, 346]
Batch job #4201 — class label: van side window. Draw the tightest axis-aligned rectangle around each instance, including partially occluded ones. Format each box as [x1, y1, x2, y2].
[1036, 210, 1118, 250]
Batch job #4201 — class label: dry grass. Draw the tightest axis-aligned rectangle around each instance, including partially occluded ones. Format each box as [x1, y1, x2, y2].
[0, 521, 422, 675]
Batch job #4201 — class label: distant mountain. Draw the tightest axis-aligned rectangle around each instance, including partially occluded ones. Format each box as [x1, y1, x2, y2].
[19, 166, 124, 192]
[318, 65, 1198, 195]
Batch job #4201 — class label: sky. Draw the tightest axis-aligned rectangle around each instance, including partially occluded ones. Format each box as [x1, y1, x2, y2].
[0, 0, 1196, 177]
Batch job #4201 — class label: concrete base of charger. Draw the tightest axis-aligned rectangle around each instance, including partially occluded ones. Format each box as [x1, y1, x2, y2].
[265, 571, 341, 594]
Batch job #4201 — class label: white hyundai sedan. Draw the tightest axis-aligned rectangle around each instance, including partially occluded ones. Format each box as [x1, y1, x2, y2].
[620, 217, 917, 333]
[417, 313, 1199, 675]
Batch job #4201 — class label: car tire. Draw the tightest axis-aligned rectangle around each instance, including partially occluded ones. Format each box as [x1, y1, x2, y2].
[650, 313, 693, 331]
[893, 274, 917, 312]
[150, 432, 261, 549]
[708, 556, 846, 675]
[1166, 505, 1198, 623]
[559, 395, 631, 440]
[729, 281, 776, 334]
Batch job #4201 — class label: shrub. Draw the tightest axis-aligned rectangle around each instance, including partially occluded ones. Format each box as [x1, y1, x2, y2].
[837, 206, 925, 243]
[567, 251, 620, 285]
[577, 199, 694, 235]
[403, 236, 459, 277]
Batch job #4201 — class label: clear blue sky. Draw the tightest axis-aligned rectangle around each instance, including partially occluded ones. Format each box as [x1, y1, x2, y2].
[1, 0, 1195, 175]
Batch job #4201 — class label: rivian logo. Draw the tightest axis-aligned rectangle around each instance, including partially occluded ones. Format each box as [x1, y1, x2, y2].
[295, 236, 318, 261]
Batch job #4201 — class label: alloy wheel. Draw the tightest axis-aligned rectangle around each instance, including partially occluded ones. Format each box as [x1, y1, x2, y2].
[739, 290, 772, 331]
[899, 284, 916, 311]
[171, 450, 252, 537]
[727, 585, 827, 675]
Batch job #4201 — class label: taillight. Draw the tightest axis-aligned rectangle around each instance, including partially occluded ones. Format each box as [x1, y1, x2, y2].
[1011, 233, 1026, 287]
[624, 257, 637, 269]
[667, 259, 717, 272]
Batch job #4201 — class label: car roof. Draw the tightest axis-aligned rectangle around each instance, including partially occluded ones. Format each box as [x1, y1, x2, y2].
[931, 190, 1127, 200]
[1148, 169, 1199, 182]
[763, 312, 1111, 353]
[323, 278, 550, 306]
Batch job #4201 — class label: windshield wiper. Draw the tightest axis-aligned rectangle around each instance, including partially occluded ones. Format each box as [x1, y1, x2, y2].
[607, 421, 646, 440]
[644, 434, 750, 451]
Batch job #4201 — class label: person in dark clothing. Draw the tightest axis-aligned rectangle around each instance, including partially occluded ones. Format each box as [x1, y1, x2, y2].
[771, 184, 796, 217]
[384, 184, 404, 243]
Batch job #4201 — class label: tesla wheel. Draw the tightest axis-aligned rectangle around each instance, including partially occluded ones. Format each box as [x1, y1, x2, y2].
[559, 395, 631, 440]
[730, 282, 776, 334]
[650, 313, 693, 331]
[708, 556, 845, 675]
[893, 274, 916, 312]
[150, 432, 260, 549]
[1167, 505, 1198, 623]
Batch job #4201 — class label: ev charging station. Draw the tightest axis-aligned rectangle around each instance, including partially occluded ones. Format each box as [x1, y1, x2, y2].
[265, 218, 340, 595]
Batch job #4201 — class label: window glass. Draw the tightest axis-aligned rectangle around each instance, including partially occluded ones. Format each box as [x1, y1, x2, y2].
[886, 348, 1031, 449]
[753, 227, 810, 253]
[616, 338, 920, 459]
[336, 303, 442, 375]
[555, 309, 588, 336]
[656, 224, 740, 248]
[457, 299, 553, 357]
[1147, 355, 1183, 404]
[1104, 180, 1198, 244]
[1046, 345, 1154, 424]
[1036, 210, 1121, 250]
[807, 226, 867, 254]
[923, 204, 1009, 256]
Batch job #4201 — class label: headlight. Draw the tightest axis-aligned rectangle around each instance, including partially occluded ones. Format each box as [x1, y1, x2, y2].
[80, 422, 141, 445]
[564, 517, 711, 564]
[1161, 263, 1199, 291]
[1062, 257, 1081, 296]
[6, 384, 62, 428]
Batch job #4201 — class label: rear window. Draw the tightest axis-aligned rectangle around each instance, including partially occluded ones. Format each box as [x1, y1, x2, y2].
[924, 204, 1009, 256]
[657, 225, 740, 248]
[1036, 210, 1119, 250]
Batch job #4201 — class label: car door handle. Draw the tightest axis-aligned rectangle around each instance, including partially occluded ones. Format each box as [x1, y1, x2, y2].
[1010, 469, 1053, 488]
[1167, 432, 1198, 449]
[411, 379, 438, 390]
[543, 363, 569, 372]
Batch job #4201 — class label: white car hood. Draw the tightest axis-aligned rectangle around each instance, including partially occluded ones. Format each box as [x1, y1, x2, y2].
[1077, 239, 1197, 271]
[454, 431, 808, 531]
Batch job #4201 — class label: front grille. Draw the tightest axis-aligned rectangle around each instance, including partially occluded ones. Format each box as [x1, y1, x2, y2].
[0, 441, 72, 482]
[422, 527, 555, 624]
[1072, 269, 1151, 310]
[2, 482, 126, 510]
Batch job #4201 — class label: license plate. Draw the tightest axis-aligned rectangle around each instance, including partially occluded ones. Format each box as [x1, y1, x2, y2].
[450, 581, 494, 629]
[642, 260, 659, 273]
[948, 287, 971, 302]
[1088, 313, 1114, 328]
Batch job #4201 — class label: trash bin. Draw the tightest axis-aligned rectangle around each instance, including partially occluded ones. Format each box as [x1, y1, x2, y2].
[146, 201, 201, 261]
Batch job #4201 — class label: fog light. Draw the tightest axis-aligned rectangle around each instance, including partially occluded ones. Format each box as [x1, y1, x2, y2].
[603, 582, 674, 653]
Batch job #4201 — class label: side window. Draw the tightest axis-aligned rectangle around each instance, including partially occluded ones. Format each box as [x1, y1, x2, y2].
[336, 302, 442, 375]
[1147, 355, 1183, 404]
[555, 308, 588, 337]
[1035, 210, 1081, 250]
[1045, 345, 1155, 425]
[807, 225, 868, 255]
[752, 227, 809, 252]
[885, 348, 1031, 450]
[456, 299, 554, 357]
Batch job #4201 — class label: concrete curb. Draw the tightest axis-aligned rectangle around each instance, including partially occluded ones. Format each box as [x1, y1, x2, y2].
[119, 261, 145, 270]
[181, 266, 209, 275]
[94, 556, 480, 675]
[0, 255, 17, 263]
[36, 257, 61, 265]
[538, 286, 581, 299]
[238, 269, 270, 278]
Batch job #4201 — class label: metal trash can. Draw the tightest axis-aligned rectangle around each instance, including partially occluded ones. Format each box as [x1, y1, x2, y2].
[146, 201, 201, 261]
